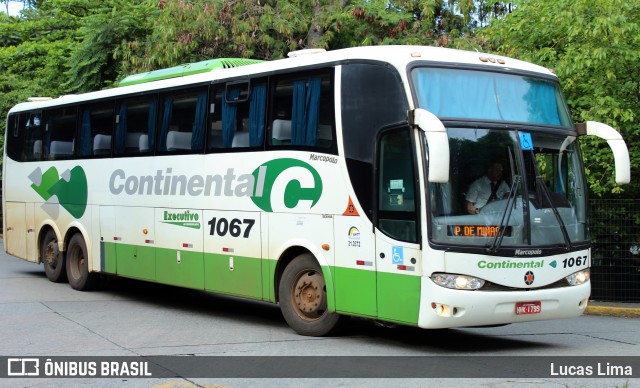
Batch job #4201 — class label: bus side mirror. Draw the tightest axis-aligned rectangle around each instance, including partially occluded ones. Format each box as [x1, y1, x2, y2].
[576, 121, 631, 185]
[410, 109, 449, 183]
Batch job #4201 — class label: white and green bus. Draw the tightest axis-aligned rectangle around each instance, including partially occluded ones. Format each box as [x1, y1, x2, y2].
[3, 46, 630, 336]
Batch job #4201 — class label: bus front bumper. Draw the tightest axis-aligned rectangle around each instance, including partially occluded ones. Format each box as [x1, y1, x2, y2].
[418, 277, 590, 329]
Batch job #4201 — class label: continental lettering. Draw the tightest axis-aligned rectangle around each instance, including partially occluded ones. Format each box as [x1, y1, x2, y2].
[109, 168, 259, 197]
[478, 259, 545, 269]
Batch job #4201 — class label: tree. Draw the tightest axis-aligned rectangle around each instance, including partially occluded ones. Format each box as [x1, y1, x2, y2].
[0, 0, 90, 117]
[0, 0, 509, 176]
[64, 0, 154, 92]
[116, 0, 510, 74]
[479, 0, 640, 197]
[0, 0, 150, 168]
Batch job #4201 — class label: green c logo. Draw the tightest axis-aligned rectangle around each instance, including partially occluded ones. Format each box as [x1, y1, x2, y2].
[250, 158, 322, 212]
[30, 166, 88, 218]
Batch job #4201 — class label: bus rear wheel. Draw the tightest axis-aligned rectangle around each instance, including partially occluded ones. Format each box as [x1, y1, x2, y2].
[278, 254, 340, 336]
[42, 229, 67, 283]
[66, 234, 96, 291]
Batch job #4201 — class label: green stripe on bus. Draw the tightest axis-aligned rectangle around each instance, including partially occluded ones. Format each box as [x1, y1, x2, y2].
[102, 242, 418, 324]
[102, 242, 263, 298]
[333, 266, 377, 317]
[377, 271, 420, 324]
[157, 249, 204, 289]
[332, 266, 420, 324]
[115, 244, 156, 281]
[204, 252, 262, 299]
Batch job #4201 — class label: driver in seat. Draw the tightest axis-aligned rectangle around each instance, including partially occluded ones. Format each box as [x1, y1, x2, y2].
[465, 161, 509, 214]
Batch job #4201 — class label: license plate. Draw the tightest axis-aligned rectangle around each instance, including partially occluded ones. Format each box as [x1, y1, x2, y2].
[515, 301, 541, 315]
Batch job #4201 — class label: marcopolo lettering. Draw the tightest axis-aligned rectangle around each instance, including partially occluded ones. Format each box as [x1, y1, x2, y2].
[515, 249, 542, 256]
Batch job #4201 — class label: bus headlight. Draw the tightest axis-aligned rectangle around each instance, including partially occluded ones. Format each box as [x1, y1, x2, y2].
[566, 269, 590, 286]
[430, 273, 485, 290]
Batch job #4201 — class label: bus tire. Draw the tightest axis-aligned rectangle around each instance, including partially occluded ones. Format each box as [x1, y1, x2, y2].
[42, 229, 67, 283]
[278, 253, 340, 336]
[66, 234, 96, 291]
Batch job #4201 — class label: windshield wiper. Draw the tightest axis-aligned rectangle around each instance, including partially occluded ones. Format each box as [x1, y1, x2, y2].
[535, 175, 573, 251]
[487, 175, 521, 254]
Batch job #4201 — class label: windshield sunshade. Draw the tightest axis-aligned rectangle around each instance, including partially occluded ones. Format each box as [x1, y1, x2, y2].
[412, 68, 572, 127]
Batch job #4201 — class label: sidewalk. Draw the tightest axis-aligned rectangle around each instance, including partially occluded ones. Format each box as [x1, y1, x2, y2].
[586, 301, 640, 318]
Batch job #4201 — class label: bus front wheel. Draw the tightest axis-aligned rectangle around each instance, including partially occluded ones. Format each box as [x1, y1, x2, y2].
[42, 229, 67, 283]
[66, 234, 96, 291]
[278, 254, 340, 336]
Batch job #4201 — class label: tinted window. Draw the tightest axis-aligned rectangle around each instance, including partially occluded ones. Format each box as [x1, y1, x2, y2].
[78, 102, 115, 157]
[44, 107, 77, 160]
[341, 63, 408, 220]
[5, 114, 21, 161]
[208, 81, 267, 150]
[114, 96, 158, 155]
[158, 87, 208, 153]
[378, 129, 418, 242]
[412, 67, 572, 127]
[268, 72, 334, 150]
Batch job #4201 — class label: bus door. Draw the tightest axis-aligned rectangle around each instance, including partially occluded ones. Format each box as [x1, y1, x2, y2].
[375, 128, 422, 325]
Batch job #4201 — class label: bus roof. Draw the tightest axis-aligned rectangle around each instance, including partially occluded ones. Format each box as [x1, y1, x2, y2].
[8, 45, 556, 114]
[118, 58, 264, 86]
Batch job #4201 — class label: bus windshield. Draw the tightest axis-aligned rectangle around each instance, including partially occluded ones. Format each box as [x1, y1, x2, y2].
[427, 127, 589, 248]
[412, 67, 572, 127]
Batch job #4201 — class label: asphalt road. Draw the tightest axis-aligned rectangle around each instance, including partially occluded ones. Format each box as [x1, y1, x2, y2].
[0, 240, 638, 387]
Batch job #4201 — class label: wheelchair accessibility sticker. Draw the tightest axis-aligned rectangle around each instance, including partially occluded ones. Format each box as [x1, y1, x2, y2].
[519, 132, 533, 150]
[392, 246, 404, 265]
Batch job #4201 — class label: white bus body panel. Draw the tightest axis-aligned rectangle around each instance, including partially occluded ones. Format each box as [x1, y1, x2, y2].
[418, 278, 590, 329]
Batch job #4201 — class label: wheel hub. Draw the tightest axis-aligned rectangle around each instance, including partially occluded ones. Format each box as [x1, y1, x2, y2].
[44, 242, 57, 266]
[293, 271, 325, 318]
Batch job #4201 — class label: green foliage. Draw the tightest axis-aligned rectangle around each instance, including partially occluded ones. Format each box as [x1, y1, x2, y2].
[116, 0, 509, 74]
[479, 0, 640, 198]
[0, 0, 86, 116]
[65, 0, 154, 92]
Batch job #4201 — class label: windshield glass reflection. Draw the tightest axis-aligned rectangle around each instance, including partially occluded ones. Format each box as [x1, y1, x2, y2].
[429, 128, 588, 248]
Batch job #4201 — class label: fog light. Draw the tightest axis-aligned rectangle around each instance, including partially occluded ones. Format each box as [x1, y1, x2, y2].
[431, 302, 451, 317]
[431, 273, 485, 290]
[566, 268, 590, 286]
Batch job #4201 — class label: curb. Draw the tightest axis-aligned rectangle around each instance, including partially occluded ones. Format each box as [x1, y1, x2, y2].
[585, 305, 640, 318]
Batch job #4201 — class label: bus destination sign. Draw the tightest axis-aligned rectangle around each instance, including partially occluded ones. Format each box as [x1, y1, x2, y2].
[448, 225, 512, 238]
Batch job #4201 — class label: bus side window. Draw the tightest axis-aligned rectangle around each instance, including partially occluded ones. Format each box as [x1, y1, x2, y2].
[158, 88, 207, 153]
[78, 102, 115, 157]
[268, 72, 334, 150]
[6, 114, 23, 162]
[209, 81, 266, 150]
[114, 96, 157, 155]
[5, 112, 44, 162]
[44, 107, 77, 160]
[208, 88, 224, 149]
[377, 129, 418, 243]
[23, 112, 43, 161]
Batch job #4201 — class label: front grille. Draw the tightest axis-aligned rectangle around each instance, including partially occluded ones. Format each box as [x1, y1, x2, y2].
[479, 278, 569, 291]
